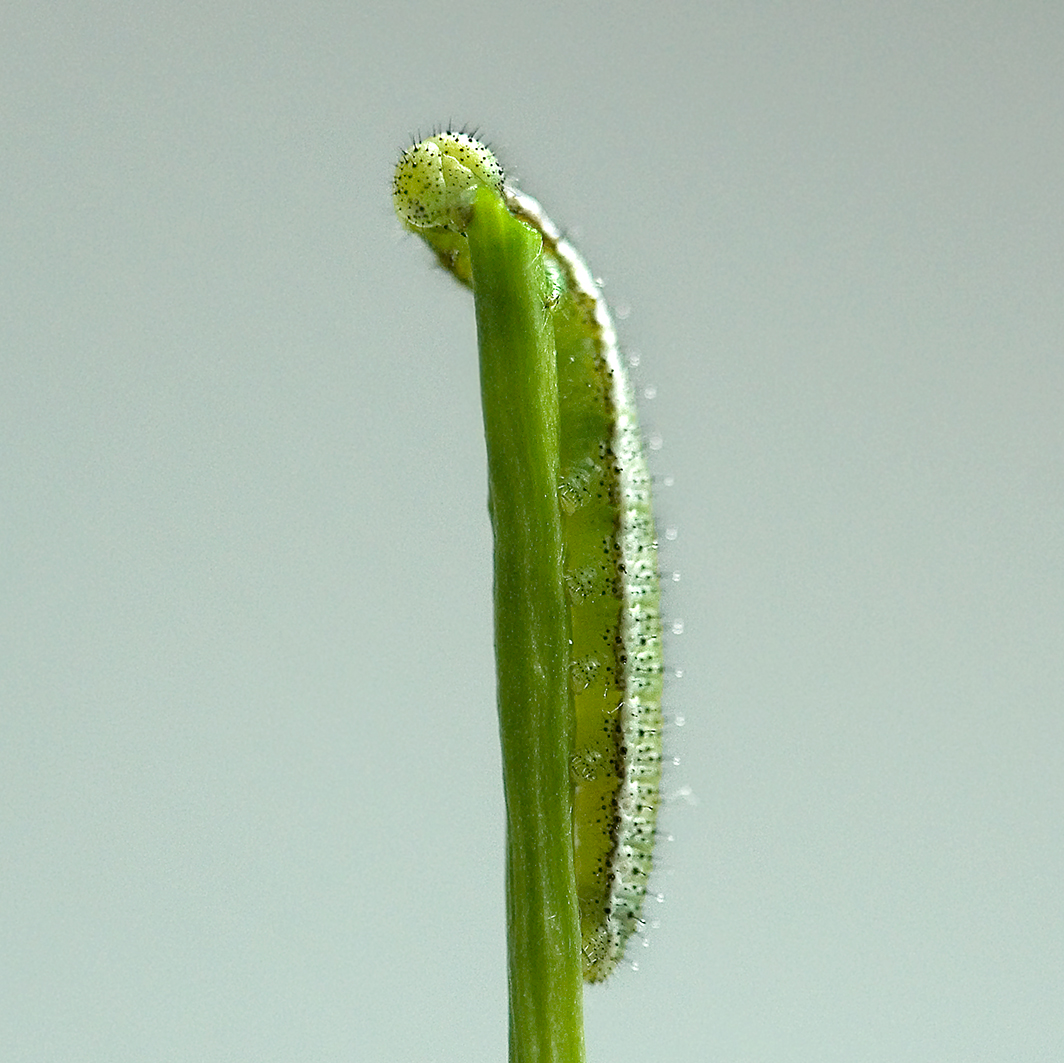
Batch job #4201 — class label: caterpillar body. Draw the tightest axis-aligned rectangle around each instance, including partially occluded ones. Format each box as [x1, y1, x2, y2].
[394, 133, 664, 982]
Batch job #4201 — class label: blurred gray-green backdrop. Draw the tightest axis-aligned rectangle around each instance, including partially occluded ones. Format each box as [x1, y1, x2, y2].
[3, 2, 1062, 1060]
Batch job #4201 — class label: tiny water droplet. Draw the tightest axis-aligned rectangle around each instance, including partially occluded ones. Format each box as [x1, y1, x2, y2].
[665, 527, 678, 541]
[644, 385, 657, 400]
[671, 619, 685, 635]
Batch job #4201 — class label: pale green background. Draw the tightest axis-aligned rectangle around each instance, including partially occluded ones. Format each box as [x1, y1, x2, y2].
[3, 2, 1062, 1061]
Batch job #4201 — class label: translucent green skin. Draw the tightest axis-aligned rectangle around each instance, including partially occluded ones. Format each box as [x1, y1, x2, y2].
[396, 138, 663, 981]
[536, 204, 663, 983]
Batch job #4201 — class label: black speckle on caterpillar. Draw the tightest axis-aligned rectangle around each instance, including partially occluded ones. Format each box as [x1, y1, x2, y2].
[395, 133, 664, 982]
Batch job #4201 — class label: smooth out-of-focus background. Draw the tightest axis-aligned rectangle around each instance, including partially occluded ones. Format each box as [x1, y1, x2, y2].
[3, 3, 1062, 1060]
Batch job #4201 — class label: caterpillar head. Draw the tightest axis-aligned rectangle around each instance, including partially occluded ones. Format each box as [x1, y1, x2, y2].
[393, 132, 505, 233]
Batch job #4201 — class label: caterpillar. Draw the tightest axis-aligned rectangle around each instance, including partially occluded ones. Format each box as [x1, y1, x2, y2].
[394, 132, 664, 982]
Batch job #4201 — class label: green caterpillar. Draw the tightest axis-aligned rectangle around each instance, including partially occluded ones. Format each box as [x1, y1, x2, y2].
[394, 132, 664, 982]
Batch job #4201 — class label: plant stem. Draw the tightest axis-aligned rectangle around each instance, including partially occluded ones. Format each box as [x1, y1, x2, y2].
[466, 184, 586, 1063]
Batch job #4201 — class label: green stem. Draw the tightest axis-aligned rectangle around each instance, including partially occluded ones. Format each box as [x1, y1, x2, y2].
[466, 185, 586, 1063]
